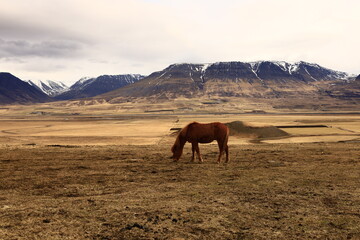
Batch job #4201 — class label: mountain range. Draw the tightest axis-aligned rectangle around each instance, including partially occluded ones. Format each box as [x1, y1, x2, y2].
[0, 73, 144, 104]
[0, 61, 359, 108]
[99, 61, 359, 102]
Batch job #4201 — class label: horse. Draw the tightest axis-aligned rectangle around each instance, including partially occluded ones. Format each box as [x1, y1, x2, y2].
[171, 122, 229, 163]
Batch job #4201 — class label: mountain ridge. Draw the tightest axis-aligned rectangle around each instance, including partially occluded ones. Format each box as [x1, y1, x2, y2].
[27, 79, 69, 97]
[97, 61, 359, 109]
[1, 61, 358, 109]
[55, 74, 144, 100]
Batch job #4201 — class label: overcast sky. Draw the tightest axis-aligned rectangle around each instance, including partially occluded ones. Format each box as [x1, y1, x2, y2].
[1, 0, 359, 85]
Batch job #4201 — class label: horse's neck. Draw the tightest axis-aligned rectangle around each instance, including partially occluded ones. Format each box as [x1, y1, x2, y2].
[178, 134, 186, 147]
[177, 130, 187, 148]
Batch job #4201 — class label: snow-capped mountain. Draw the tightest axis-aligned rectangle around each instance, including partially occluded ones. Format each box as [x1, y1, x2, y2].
[70, 74, 143, 91]
[2, 61, 357, 109]
[68, 77, 94, 91]
[55, 74, 144, 100]
[202, 61, 352, 82]
[247, 61, 351, 81]
[27, 79, 68, 97]
[98, 61, 359, 105]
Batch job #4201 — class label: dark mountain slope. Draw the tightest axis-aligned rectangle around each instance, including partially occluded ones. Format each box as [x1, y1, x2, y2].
[0, 72, 52, 104]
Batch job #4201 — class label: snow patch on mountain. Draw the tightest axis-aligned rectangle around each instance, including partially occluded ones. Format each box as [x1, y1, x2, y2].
[273, 61, 289, 72]
[77, 77, 94, 85]
[289, 63, 300, 74]
[70, 77, 96, 90]
[26, 79, 69, 96]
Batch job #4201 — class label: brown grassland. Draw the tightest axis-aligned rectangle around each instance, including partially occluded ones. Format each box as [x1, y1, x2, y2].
[0, 102, 360, 239]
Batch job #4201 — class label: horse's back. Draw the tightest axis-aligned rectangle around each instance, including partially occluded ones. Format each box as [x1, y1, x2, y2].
[185, 122, 229, 143]
[187, 122, 228, 133]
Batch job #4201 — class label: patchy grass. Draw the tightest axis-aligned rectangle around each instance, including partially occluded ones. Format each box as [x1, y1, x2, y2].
[1, 142, 359, 239]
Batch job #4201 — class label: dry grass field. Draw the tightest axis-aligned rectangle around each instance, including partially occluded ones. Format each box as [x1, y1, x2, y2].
[1, 103, 360, 239]
[1, 143, 360, 239]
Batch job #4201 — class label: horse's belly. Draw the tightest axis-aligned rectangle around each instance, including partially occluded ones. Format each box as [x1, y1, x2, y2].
[197, 137, 214, 143]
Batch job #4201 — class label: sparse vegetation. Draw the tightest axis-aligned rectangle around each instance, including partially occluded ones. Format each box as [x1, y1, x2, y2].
[1, 142, 360, 239]
[0, 105, 359, 239]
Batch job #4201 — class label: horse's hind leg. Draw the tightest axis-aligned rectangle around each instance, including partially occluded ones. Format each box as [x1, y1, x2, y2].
[217, 141, 224, 163]
[218, 141, 229, 163]
[225, 145, 229, 163]
[194, 142, 203, 162]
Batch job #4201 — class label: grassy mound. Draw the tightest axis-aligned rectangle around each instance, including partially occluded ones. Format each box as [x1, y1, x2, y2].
[226, 121, 289, 139]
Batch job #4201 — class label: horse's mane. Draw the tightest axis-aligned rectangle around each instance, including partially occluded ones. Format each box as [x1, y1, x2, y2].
[178, 122, 198, 139]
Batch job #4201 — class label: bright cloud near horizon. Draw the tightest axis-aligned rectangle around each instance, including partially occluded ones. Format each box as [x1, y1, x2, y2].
[0, 0, 359, 85]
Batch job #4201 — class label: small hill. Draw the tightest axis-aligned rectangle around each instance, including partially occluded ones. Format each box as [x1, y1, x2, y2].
[0, 72, 52, 104]
[226, 121, 289, 139]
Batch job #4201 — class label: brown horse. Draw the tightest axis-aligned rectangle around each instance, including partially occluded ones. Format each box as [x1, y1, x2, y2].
[171, 122, 229, 163]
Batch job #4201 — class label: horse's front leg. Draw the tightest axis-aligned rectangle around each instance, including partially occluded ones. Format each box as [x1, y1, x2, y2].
[194, 142, 203, 163]
[191, 143, 196, 162]
[217, 151, 224, 163]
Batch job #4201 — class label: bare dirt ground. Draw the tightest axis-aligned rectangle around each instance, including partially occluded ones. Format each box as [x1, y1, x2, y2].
[1, 142, 360, 239]
[0, 108, 360, 239]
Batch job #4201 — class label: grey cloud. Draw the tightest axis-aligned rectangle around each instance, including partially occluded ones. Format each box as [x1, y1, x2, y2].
[0, 16, 92, 43]
[22, 62, 68, 72]
[0, 38, 85, 58]
[0, 57, 27, 63]
[0, 19, 50, 39]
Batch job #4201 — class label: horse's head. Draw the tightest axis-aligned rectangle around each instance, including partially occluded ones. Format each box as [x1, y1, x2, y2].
[171, 141, 183, 162]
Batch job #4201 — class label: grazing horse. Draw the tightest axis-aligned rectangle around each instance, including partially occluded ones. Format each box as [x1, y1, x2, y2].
[171, 122, 229, 163]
